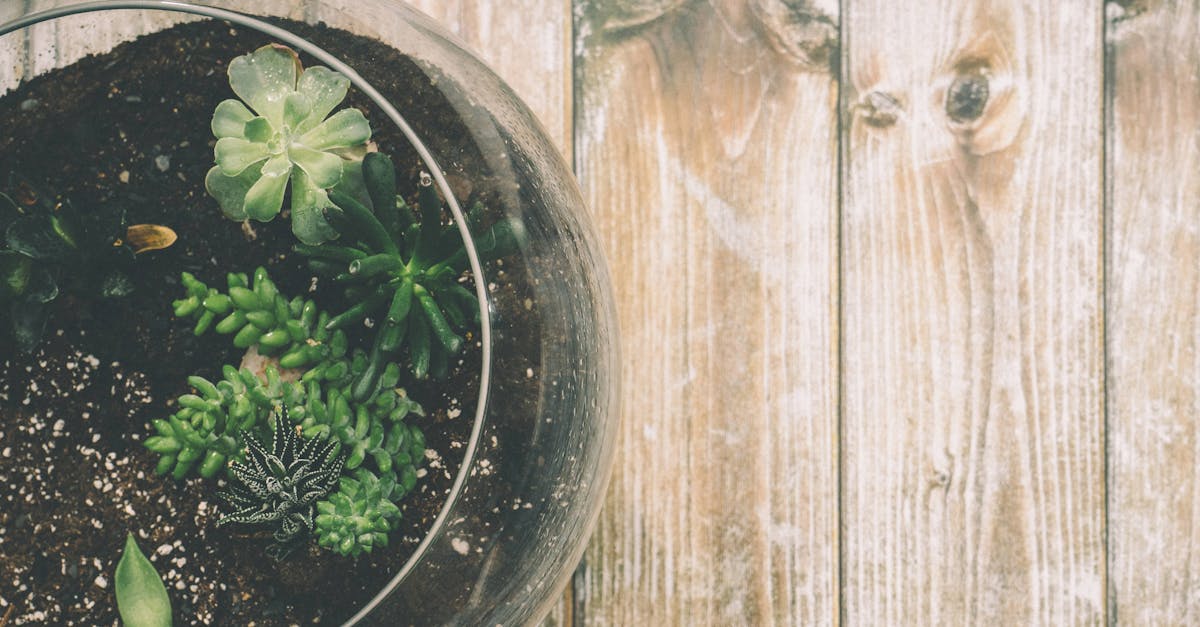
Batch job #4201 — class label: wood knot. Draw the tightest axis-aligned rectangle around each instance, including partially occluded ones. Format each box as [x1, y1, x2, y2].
[946, 72, 989, 123]
[940, 47, 1024, 156]
[750, 0, 839, 73]
[855, 91, 903, 128]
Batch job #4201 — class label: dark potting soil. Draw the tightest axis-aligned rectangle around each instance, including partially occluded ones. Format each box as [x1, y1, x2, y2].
[0, 17, 543, 626]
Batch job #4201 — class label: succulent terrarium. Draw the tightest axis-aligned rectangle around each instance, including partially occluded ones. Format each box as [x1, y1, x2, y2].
[0, 2, 616, 626]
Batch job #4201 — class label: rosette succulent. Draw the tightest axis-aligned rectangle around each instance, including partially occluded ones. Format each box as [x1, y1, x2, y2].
[205, 44, 372, 245]
[315, 469, 403, 557]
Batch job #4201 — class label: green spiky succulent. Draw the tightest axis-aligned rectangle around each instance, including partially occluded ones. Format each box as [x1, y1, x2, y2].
[205, 44, 372, 245]
[218, 407, 344, 559]
[297, 152, 521, 393]
[315, 469, 403, 557]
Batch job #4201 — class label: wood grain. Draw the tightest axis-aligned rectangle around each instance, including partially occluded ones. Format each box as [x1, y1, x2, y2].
[840, 1, 1105, 624]
[574, 0, 840, 624]
[1106, 1, 1200, 623]
[405, 0, 573, 157]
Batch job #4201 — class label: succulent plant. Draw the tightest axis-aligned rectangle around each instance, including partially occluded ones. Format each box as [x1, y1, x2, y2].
[0, 176, 175, 351]
[205, 44, 372, 245]
[173, 267, 348, 371]
[297, 152, 521, 395]
[144, 365, 305, 479]
[314, 469, 403, 557]
[218, 407, 344, 559]
[288, 363, 426, 478]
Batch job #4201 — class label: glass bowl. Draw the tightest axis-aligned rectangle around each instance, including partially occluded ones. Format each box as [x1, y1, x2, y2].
[0, 1, 618, 625]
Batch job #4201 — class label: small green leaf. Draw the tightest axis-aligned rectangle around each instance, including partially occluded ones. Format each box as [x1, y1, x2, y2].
[6, 215, 73, 259]
[204, 165, 259, 221]
[242, 117, 275, 144]
[49, 202, 81, 249]
[0, 251, 32, 297]
[211, 99, 255, 139]
[289, 171, 339, 245]
[295, 66, 351, 133]
[242, 162, 290, 221]
[115, 533, 172, 627]
[289, 145, 344, 189]
[283, 92, 313, 129]
[228, 44, 300, 124]
[214, 137, 270, 176]
[362, 152, 397, 216]
[299, 108, 371, 152]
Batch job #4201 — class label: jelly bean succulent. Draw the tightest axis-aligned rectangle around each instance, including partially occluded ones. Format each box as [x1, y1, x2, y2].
[205, 44, 371, 245]
[144, 365, 304, 479]
[0, 176, 174, 351]
[173, 267, 348, 370]
[298, 152, 521, 388]
[218, 408, 344, 559]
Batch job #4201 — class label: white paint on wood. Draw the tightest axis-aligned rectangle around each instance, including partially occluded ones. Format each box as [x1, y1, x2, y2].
[407, 0, 572, 157]
[575, 1, 839, 624]
[1107, 2, 1200, 624]
[840, 1, 1104, 624]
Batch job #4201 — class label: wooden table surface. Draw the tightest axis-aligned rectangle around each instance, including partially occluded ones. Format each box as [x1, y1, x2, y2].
[412, 1, 1200, 625]
[8, 0, 1195, 624]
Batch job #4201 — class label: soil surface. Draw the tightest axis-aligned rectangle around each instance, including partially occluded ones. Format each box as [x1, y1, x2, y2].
[0, 18, 525, 626]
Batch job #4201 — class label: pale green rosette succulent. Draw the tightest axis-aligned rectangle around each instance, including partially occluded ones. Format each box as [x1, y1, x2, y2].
[205, 44, 371, 245]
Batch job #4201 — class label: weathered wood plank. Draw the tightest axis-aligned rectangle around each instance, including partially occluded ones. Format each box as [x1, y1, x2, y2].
[318, 0, 573, 157]
[840, 2, 1104, 624]
[405, 1, 572, 156]
[575, 0, 840, 624]
[1106, 2, 1200, 623]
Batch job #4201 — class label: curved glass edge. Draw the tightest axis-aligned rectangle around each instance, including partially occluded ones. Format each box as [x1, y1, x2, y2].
[347, 5, 622, 626]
